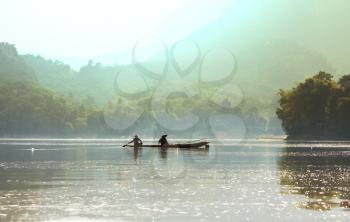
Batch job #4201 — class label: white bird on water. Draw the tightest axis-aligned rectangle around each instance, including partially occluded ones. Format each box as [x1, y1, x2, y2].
[31, 147, 35, 152]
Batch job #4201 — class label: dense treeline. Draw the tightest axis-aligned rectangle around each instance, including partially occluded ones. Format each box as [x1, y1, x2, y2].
[0, 80, 110, 137]
[103, 91, 281, 137]
[0, 78, 277, 137]
[277, 71, 350, 139]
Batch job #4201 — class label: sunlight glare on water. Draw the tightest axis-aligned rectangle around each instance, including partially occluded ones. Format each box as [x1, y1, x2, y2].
[0, 139, 350, 221]
[46, 218, 119, 222]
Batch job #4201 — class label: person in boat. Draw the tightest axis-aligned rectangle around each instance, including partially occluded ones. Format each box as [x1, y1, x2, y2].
[125, 135, 143, 147]
[158, 134, 169, 147]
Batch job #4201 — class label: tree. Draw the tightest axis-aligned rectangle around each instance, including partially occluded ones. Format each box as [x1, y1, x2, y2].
[277, 71, 350, 139]
[338, 74, 350, 94]
[0, 80, 88, 136]
[276, 72, 338, 137]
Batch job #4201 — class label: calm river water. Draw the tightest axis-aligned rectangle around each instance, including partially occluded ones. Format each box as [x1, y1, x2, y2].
[0, 139, 350, 221]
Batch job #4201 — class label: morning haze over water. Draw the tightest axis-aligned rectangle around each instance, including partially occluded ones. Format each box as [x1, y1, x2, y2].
[1, 0, 350, 221]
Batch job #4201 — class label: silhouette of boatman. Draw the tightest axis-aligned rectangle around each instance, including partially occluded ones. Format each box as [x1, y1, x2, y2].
[126, 135, 143, 147]
[158, 135, 169, 147]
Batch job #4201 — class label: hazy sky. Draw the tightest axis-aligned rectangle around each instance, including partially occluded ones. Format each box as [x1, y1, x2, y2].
[1, 0, 350, 71]
[0, 0, 233, 66]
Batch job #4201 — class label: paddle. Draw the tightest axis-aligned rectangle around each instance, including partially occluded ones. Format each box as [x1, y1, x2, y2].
[123, 144, 138, 148]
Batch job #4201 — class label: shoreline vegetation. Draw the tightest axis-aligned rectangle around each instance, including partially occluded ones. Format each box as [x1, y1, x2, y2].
[286, 135, 350, 141]
[277, 71, 350, 140]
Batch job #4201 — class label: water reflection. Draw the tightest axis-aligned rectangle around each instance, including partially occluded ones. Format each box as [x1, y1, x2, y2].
[159, 147, 168, 159]
[1, 140, 350, 221]
[278, 146, 350, 211]
[133, 147, 142, 160]
[127, 146, 210, 161]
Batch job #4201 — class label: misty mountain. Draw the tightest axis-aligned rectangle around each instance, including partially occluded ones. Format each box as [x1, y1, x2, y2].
[0, 43, 37, 82]
[22, 55, 118, 106]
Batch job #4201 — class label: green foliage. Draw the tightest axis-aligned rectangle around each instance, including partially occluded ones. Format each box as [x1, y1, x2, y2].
[277, 71, 350, 138]
[338, 74, 350, 93]
[0, 43, 36, 81]
[22, 55, 118, 106]
[0, 80, 110, 137]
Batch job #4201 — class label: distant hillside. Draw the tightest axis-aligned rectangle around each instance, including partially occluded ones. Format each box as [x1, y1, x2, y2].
[0, 43, 284, 137]
[0, 43, 37, 81]
[235, 41, 335, 98]
[190, 0, 349, 72]
[22, 55, 118, 106]
[21, 40, 335, 120]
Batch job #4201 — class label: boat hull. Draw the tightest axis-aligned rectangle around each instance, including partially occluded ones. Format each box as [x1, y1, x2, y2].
[125, 141, 209, 149]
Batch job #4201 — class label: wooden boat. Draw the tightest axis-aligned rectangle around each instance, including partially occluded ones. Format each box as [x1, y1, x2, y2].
[124, 141, 209, 149]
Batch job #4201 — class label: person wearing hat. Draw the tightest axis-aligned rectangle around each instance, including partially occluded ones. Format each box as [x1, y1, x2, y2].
[125, 135, 143, 147]
[158, 135, 169, 147]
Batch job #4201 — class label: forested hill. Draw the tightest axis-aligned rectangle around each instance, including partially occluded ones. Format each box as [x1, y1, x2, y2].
[0, 42, 117, 108]
[0, 42, 285, 137]
[0, 43, 36, 82]
[0, 43, 111, 137]
[21, 55, 118, 107]
[0, 80, 108, 137]
[0, 41, 342, 138]
[0, 41, 341, 138]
